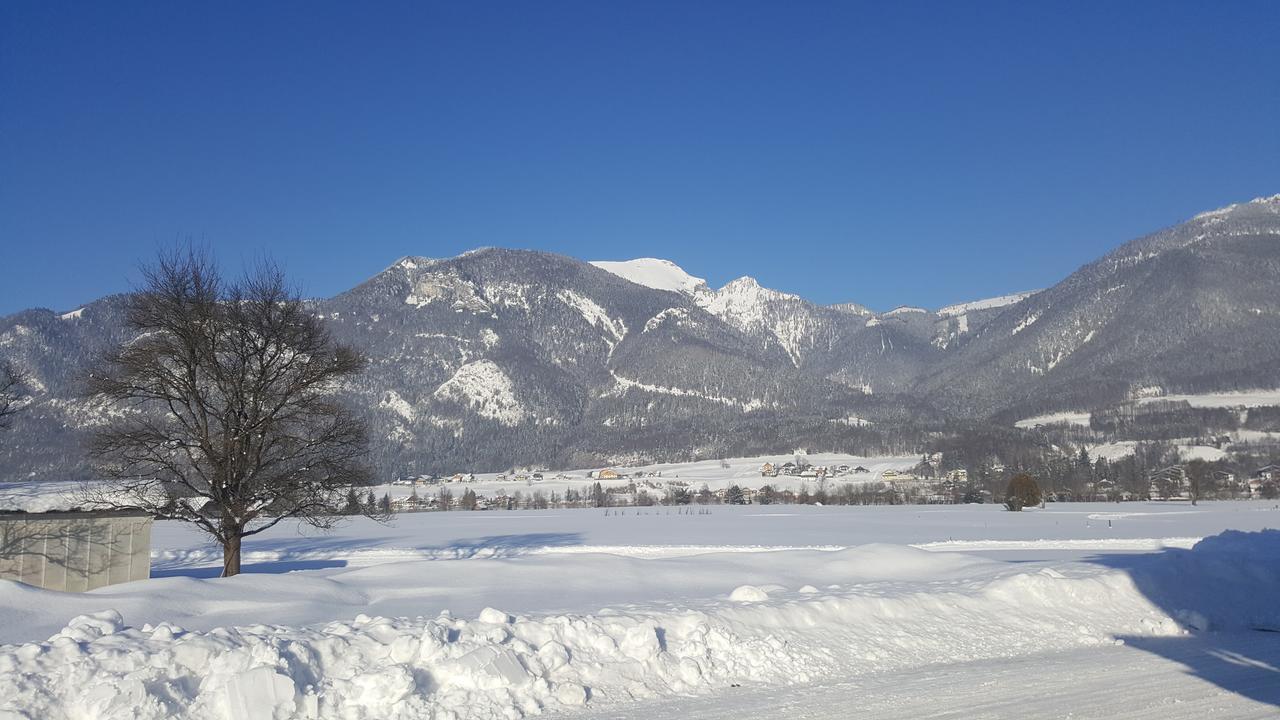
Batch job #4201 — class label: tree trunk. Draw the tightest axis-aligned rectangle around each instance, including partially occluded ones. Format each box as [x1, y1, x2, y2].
[222, 533, 242, 577]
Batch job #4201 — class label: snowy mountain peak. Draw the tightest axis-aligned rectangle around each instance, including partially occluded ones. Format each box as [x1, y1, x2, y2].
[883, 306, 927, 317]
[719, 276, 761, 291]
[829, 302, 874, 317]
[714, 276, 804, 302]
[704, 277, 805, 313]
[589, 258, 708, 295]
[1192, 193, 1280, 221]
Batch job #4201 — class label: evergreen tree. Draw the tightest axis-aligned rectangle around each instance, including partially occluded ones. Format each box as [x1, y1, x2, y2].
[726, 485, 745, 505]
[343, 488, 362, 515]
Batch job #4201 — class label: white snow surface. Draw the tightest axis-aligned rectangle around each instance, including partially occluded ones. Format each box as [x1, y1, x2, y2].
[1191, 193, 1280, 221]
[1086, 440, 1232, 463]
[5, 463, 1280, 718]
[883, 306, 926, 316]
[1137, 389, 1280, 409]
[1, 501, 1279, 718]
[589, 258, 708, 295]
[1088, 441, 1141, 461]
[607, 371, 766, 413]
[379, 390, 417, 423]
[433, 360, 527, 425]
[697, 277, 818, 365]
[555, 289, 627, 353]
[0, 454, 919, 513]
[1014, 410, 1092, 429]
[936, 291, 1037, 318]
[1011, 310, 1042, 335]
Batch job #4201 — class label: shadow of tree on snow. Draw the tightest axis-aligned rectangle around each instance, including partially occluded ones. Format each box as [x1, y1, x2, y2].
[151, 531, 585, 577]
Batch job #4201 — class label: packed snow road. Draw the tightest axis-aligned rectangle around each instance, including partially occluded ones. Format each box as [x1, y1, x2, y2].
[583, 632, 1280, 720]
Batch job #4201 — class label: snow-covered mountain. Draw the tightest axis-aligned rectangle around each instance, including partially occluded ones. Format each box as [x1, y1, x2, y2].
[2, 195, 1279, 479]
[919, 194, 1280, 418]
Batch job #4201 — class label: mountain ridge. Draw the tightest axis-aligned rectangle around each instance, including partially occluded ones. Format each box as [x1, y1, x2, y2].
[2, 195, 1278, 480]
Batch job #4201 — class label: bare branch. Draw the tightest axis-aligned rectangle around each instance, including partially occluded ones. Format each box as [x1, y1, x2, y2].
[0, 361, 26, 433]
[82, 246, 379, 576]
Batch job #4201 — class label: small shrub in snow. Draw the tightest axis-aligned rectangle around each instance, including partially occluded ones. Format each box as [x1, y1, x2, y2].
[1004, 474, 1041, 511]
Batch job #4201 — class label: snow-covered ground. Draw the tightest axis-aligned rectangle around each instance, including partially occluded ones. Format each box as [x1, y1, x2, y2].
[1137, 389, 1280, 409]
[1014, 388, 1280, 432]
[1015, 410, 1093, 429]
[1, 502, 1278, 718]
[936, 290, 1037, 318]
[0, 453, 921, 513]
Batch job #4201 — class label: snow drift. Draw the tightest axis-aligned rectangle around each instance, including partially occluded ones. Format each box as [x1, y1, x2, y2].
[0, 533, 1276, 719]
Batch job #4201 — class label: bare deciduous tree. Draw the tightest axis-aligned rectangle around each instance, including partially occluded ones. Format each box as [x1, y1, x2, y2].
[1185, 459, 1208, 506]
[0, 361, 26, 433]
[84, 249, 376, 576]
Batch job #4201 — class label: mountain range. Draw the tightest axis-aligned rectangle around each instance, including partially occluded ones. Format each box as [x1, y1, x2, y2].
[2, 194, 1278, 480]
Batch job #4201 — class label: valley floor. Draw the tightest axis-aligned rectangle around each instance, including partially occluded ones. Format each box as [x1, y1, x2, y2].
[0, 502, 1277, 719]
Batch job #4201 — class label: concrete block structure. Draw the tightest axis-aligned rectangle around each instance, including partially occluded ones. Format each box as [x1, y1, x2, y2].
[0, 510, 152, 591]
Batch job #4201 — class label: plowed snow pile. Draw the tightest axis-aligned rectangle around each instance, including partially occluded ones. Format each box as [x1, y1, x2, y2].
[2, 532, 1277, 720]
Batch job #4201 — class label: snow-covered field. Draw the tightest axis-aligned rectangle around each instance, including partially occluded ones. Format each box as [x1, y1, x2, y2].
[1, 502, 1278, 718]
[1015, 410, 1092, 429]
[1137, 389, 1280, 409]
[382, 452, 923, 500]
[1014, 388, 1280, 431]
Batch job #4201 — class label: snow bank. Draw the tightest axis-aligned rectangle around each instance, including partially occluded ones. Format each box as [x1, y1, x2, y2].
[1130, 530, 1280, 631]
[0, 540, 1216, 720]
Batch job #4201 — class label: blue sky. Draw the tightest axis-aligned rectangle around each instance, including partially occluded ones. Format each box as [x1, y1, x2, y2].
[2, 1, 1277, 315]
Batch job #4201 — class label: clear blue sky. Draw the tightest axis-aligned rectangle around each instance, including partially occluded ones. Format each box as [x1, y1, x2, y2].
[2, 1, 1278, 315]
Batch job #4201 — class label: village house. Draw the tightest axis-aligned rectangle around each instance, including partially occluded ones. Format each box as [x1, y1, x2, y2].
[1148, 465, 1190, 500]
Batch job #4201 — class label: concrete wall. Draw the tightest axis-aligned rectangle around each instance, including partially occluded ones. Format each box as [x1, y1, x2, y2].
[0, 512, 151, 591]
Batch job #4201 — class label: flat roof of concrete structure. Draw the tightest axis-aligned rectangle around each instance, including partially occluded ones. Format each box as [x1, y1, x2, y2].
[0, 509, 152, 520]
